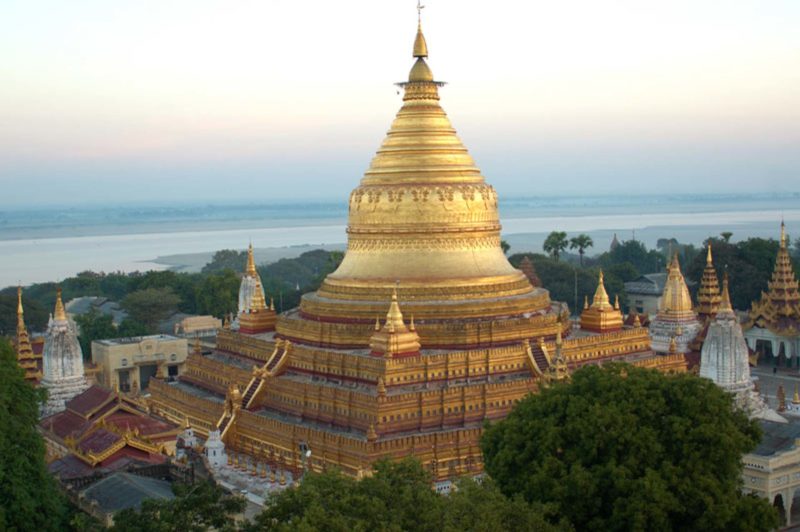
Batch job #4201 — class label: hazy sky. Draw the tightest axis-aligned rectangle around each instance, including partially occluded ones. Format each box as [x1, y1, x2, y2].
[1, 0, 798, 205]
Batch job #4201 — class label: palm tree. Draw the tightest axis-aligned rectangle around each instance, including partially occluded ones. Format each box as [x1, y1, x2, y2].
[569, 234, 594, 266]
[543, 231, 568, 261]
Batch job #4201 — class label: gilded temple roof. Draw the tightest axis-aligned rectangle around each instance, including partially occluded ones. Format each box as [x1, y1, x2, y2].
[746, 222, 800, 336]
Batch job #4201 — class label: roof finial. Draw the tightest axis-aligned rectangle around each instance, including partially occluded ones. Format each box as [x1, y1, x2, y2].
[246, 242, 257, 276]
[780, 219, 787, 249]
[413, 1, 428, 58]
[54, 287, 67, 321]
[720, 272, 732, 311]
[17, 285, 23, 317]
[706, 242, 713, 264]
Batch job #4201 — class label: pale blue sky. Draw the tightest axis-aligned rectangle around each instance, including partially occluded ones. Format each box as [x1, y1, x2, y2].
[1, 0, 798, 205]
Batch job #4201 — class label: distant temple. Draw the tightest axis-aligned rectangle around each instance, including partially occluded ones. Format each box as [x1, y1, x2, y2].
[40, 288, 89, 416]
[648, 255, 702, 354]
[232, 243, 269, 331]
[147, 14, 685, 486]
[744, 222, 800, 366]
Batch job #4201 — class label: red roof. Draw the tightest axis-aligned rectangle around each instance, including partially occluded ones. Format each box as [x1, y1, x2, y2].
[41, 410, 91, 439]
[78, 428, 122, 454]
[66, 385, 113, 416]
[105, 411, 174, 437]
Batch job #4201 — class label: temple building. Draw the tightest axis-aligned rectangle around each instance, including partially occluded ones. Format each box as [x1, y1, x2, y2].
[648, 255, 702, 354]
[41, 385, 179, 481]
[744, 222, 800, 367]
[148, 15, 684, 484]
[579, 271, 623, 333]
[41, 288, 89, 416]
[14, 286, 43, 382]
[699, 275, 782, 422]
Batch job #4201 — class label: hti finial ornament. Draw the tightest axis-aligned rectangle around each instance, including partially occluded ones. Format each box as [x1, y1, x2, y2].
[417, 0, 425, 23]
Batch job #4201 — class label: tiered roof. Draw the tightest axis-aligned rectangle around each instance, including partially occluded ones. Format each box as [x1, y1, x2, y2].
[518, 256, 541, 287]
[746, 222, 800, 336]
[14, 287, 42, 381]
[696, 243, 722, 318]
[41, 385, 178, 480]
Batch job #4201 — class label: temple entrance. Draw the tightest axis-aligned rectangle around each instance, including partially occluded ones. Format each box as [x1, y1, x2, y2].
[117, 369, 131, 393]
[791, 489, 800, 525]
[756, 340, 775, 368]
[168, 364, 179, 380]
[775, 494, 787, 527]
[139, 364, 158, 390]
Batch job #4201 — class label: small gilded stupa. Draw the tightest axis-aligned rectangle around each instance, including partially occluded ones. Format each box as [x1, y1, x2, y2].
[649, 254, 702, 353]
[580, 271, 623, 333]
[369, 287, 421, 358]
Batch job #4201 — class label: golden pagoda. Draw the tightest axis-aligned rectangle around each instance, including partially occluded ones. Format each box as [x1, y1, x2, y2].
[14, 286, 42, 382]
[148, 13, 683, 483]
[696, 243, 722, 318]
[580, 271, 623, 333]
[649, 254, 702, 353]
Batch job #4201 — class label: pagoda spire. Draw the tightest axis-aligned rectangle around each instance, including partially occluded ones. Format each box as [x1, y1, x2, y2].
[14, 286, 39, 381]
[246, 243, 257, 277]
[54, 287, 67, 322]
[592, 271, 612, 310]
[696, 242, 721, 318]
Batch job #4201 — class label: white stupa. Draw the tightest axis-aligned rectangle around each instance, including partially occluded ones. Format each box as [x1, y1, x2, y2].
[204, 429, 227, 468]
[40, 288, 89, 417]
[700, 275, 784, 422]
[232, 243, 267, 330]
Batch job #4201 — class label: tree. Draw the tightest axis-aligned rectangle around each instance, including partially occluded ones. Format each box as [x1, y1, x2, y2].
[543, 232, 568, 261]
[120, 287, 181, 332]
[0, 292, 49, 336]
[569, 234, 593, 266]
[201, 249, 248, 274]
[482, 364, 779, 531]
[0, 341, 70, 530]
[721, 231, 734, 243]
[598, 240, 663, 275]
[246, 458, 564, 532]
[111, 480, 245, 532]
[74, 308, 118, 361]
[501, 240, 511, 255]
[194, 269, 240, 318]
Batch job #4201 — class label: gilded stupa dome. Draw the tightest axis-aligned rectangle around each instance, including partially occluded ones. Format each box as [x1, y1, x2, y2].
[278, 20, 564, 348]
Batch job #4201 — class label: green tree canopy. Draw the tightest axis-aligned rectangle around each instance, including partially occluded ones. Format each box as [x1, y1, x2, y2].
[201, 249, 248, 274]
[0, 341, 69, 530]
[194, 269, 240, 319]
[543, 231, 569, 261]
[598, 239, 663, 275]
[481, 364, 778, 531]
[111, 480, 245, 532]
[120, 287, 181, 332]
[569, 234, 593, 266]
[246, 458, 563, 532]
[74, 307, 118, 361]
